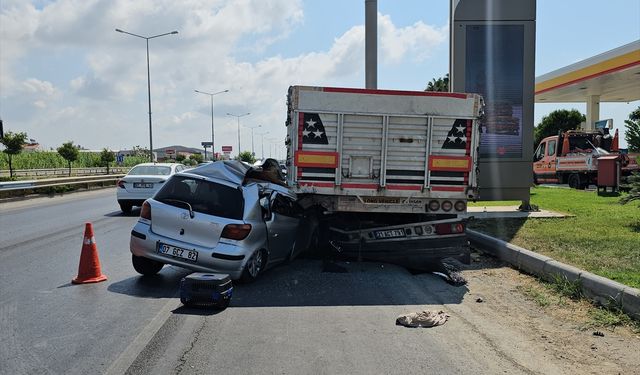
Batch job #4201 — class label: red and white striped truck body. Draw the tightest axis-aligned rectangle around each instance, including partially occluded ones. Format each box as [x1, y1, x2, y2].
[285, 86, 484, 267]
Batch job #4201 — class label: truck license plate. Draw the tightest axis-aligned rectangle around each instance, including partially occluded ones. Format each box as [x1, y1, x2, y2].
[157, 243, 198, 262]
[373, 229, 406, 239]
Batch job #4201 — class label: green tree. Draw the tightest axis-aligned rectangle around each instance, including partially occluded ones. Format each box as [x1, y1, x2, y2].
[175, 154, 186, 162]
[189, 153, 203, 163]
[57, 141, 79, 176]
[534, 109, 585, 147]
[100, 148, 115, 174]
[623, 106, 640, 152]
[425, 73, 449, 92]
[620, 172, 640, 205]
[236, 151, 256, 164]
[0, 131, 28, 178]
[131, 145, 151, 160]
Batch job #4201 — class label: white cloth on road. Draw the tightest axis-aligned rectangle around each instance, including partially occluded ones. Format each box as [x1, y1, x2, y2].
[396, 310, 450, 328]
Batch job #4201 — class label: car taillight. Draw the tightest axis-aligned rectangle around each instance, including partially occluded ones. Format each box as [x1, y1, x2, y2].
[140, 201, 151, 220]
[435, 222, 465, 235]
[221, 224, 252, 240]
[117, 179, 126, 188]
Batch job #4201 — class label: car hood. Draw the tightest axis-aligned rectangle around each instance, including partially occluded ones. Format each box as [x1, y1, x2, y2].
[186, 160, 251, 185]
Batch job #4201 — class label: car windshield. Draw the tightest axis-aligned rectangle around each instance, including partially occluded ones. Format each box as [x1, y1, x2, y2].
[128, 165, 172, 176]
[154, 176, 244, 219]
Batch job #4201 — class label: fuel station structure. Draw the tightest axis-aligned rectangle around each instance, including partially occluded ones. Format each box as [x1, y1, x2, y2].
[535, 40, 640, 130]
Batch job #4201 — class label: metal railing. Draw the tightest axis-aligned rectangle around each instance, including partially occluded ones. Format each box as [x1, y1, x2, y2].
[0, 175, 125, 195]
[0, 167, 130, 179]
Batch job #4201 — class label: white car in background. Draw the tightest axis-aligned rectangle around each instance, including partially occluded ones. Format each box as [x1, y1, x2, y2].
[117, 163, 187, 213]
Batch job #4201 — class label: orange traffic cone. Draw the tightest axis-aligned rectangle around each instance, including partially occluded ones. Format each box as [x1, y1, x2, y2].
[561, 133, 570, 156]
[612, 129, 619, 152]
[72, 222, 107, 284]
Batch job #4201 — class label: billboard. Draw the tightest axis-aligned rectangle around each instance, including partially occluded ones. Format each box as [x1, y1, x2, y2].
[450, 0, 536, 201]
[465, 25, 524, 159]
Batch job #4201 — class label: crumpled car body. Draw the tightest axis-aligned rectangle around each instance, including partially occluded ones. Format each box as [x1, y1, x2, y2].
[129, 160, 308, 281]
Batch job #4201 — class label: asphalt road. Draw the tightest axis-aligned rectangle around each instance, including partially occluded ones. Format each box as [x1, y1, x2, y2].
[3, 189, 636, 374]
[0, 189, 190, 375]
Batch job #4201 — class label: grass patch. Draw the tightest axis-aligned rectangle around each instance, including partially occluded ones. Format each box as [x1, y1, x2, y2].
[517, 285, 552, 307]
[548, 275, 583, 301]
[517, 276, 640, 331]
[469, 186, 640, 289]
[582, 301, 640, 333]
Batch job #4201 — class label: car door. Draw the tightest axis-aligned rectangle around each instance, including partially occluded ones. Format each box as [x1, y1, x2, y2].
[533, 140, 547, 180]
[534, 138, 560, 183]
[264, 192, 300, 262]
[544, 138, 558, 181]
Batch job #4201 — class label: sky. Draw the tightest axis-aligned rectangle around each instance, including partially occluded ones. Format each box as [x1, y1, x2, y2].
[1, 0, 639, 158]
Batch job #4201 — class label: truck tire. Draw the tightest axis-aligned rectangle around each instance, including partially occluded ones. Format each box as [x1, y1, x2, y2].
[568, 174, 581, 189]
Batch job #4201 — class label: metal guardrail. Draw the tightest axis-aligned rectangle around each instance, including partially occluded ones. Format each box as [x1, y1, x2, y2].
[0, 167, 130, 178]
[0, 175, 125, 193]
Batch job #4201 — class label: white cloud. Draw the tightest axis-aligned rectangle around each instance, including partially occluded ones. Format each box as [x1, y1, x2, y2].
[379, 13, 448, 64]
[1, 2, 451, 151]
[172, 112, 197, 124]
[22, 78, 58, 96]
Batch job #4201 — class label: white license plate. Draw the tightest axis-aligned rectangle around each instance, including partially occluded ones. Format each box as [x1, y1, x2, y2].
[157, 243, 198, 262]
[134, 182, 154, 188]
[373, 229, 406, 239]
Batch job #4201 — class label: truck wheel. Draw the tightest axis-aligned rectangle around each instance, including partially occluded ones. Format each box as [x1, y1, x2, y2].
[568, 174, 581, 189]
[533, 173, 539, 185]
[132, 255, 164, 276]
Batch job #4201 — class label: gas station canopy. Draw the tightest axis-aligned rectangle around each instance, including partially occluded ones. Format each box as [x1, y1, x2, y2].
[535, 40, 640, 103]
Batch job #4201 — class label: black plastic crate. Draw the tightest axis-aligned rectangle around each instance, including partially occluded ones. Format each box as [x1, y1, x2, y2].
[180, 273, 233, 309]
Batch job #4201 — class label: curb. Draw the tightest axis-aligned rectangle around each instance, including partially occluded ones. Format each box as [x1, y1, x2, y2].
[467, 229, 640, 320]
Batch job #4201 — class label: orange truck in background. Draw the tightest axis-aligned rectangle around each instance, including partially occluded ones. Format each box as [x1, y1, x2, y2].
[533, 129, 639, 189]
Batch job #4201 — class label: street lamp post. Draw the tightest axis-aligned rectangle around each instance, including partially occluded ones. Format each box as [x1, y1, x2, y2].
[115, 28, 178, 162]
[226, 112, 250, 157]
[266, 138, 279, 159]
[256, 131, 269, 159]
[244, 124, 261, 157]
[195, 89, 229, 160]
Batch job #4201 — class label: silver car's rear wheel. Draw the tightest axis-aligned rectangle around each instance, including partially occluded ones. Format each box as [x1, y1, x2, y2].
[241, 249, 265, 283]
[132, 254, 164, 276]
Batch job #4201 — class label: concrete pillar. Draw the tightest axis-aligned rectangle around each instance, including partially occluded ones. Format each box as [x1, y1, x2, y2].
[585, 95, 600, 130]
[365, 0, 377, 89]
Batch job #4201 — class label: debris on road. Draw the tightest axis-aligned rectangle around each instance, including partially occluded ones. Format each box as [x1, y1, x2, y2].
[179, 273, 233, 309]
[593, 331, 605, 337]
[433, 260, 467, 286]
[476, 297, 484, 303]
[396, 310, 450, 328]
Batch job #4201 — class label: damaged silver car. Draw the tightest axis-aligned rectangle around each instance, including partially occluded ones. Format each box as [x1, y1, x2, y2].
[129, 159, 310, 282]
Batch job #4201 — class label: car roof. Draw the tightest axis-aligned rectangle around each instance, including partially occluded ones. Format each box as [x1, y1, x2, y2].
[183, 160, 251, 184]
[131, 162, 182, 167]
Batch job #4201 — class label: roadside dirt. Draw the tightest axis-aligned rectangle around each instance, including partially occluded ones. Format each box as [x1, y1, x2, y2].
[456, 250, 640, 375]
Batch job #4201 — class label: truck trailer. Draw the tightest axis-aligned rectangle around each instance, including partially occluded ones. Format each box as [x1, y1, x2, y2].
[285, 86, 484, 268]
